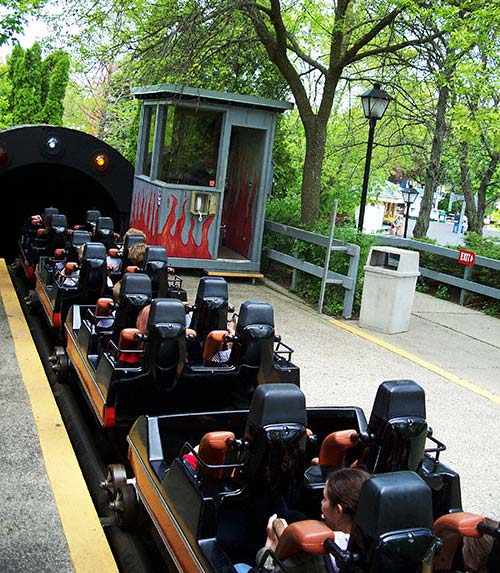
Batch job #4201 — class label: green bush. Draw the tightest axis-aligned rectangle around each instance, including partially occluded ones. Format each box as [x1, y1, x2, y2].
[263, 196, 380, 317]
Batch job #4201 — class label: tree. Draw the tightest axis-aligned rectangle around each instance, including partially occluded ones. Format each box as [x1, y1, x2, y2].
[7, 42, 69, 126]
[0, 0, 42, 46]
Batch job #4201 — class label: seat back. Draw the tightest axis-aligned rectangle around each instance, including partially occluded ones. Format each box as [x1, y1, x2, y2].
[143, 298, 186, 388]
[78, 242, 107, 299]
[346, 471, 435, 573]
[232, 300, 275, 368]
[276, 520, 334, 561]
[143, 246, 169, 297]
[47, 213, 68, 252]
[85, 209, 101, 233]
[67, 230, 92, 261]
[189, 276, 229, 340]
[94, 216, 116, 250]
[242, 383, 307, 495]
[113, 273, 152, 335]
[43, 206, 59, 225]
[358, 380, 427, 474]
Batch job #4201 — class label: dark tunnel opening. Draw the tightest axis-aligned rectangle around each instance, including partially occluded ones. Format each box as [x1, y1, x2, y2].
[2, 163, 128, 263]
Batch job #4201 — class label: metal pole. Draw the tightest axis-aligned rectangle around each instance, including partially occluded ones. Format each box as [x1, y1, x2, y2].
[357, 117, 377, 232]
[318, 200, 338, 314]
[403, 200, 410, 238]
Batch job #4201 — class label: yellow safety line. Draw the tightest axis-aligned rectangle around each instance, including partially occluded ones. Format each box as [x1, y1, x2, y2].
[330, 318, 500, 406]
[0, 260, 118, 573]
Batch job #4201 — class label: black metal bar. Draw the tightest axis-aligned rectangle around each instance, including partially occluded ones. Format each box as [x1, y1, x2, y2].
[358, 117, 377, 232]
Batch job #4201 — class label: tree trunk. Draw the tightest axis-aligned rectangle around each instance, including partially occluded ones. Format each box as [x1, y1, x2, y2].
[458, 141, 481, 233]
[413, 81, 449, 238]
[301, 117, 328, 226]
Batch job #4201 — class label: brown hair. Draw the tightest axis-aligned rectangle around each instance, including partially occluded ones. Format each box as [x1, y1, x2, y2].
[128, 242, 147, 266]
[124, 227, 146, 241]
[325, 467, 370, 519]
[462, 517, 497, 573]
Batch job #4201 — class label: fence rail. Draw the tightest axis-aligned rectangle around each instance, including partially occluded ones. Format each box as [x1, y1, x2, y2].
[264, 215, 360, 318]
[377, 236, 500, 304]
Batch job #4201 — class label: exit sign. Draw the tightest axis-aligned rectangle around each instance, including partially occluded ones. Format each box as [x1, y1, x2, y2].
[458, 249, 476, 266]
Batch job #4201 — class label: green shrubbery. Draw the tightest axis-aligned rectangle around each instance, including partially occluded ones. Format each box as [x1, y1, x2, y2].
[263, 194, 380, 317]
[264, 196, 500, 318]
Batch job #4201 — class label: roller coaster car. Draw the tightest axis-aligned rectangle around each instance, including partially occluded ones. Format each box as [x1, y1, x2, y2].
[64, 280, 299, 428]
[18, 209, 65, 282]
[302, 379, 462, 522]
[34, 241, 108, 332]
[114, 382, 461, 572]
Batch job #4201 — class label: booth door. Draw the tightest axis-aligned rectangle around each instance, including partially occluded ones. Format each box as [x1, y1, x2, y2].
[220, 126, 265, 260]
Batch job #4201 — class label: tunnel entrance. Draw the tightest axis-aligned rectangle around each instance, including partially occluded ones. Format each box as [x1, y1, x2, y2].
[0, 125, 134, 263]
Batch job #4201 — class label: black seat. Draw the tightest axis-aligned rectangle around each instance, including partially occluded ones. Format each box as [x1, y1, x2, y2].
[231, 301, 275, 368]
[143, 246, 170, 297]
[113, 273, 152, 337]
[122, 233, 146, 267]
[46, 213, 68, 253]
[66, 230, 92, 261]
[94, 216, 116, 250]
[78, 242, 108, 301]
[143, 298, 186, 389]
[189, 277, 229, 336]
[84, 209, 101, 233]
[332, 471, 436, 572]
[215, 383, 308, 563]
[358, 379, 427, 474]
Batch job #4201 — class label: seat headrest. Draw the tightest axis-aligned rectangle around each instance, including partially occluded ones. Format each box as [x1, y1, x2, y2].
[119, 273, 152, 298]
[369, 380, 426, 426]
[50, 213, 67, 229]
[43, 206, 59, 218]
[82, 242, 107, 261]
[144, 246, 168, 264]
[237, 300, 274, 331]
[95, 216, 114, 231]
[86, 210, 101, 224]
[353, 471, 433, 540]
[71, 230, 92, 247]
[246, 383, 306, 431]
[147, 298, 186, 328]
[124, 233, 145, 249]
[195, 276, 228, 301]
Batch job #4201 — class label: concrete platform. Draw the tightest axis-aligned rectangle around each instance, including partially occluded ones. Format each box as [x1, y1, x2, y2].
[0, 260, 117, 573]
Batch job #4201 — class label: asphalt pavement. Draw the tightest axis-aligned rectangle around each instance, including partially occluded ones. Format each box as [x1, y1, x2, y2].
[402, 219, 500, 246]
[181, 271, 500, 521]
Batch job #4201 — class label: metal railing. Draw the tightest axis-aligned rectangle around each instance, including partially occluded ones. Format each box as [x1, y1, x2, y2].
[263, 206, 360, 318]
[378, 236, 500, 304]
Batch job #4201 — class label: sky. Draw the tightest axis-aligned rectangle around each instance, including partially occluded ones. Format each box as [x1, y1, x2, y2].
[0, 18, 51, 59]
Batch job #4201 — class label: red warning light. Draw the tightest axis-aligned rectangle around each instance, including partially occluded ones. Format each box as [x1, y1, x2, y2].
[0, 146, 9, 168]
[93, 153, 109, 172]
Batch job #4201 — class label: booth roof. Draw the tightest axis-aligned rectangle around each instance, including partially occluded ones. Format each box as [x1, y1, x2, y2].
[131, 83, 294, 112]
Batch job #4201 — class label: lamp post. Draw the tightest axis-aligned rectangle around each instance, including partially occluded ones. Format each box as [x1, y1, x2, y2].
[358, 83, 392, 232]
[401, 185, 419, 238]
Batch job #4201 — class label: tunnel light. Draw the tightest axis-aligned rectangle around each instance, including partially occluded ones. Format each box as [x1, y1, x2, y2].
[0, 146, 9, 168]
[93, 153, 109, 173]
[43, 135, 63, 157]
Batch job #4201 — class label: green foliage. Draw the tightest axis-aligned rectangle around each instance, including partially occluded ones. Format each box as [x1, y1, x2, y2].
[0, 0, 42, 46]
[6, 42, 70, 126]
[435, 285, 449, 300]
[263, 189, 381, 316]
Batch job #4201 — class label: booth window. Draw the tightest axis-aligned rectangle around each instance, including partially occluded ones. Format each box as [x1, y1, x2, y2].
[158, 106, 222, 187]
[140, 105, 157, 176]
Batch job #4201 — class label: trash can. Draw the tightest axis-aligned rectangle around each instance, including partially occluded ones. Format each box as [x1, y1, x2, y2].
[439, 210, 446, 223]
[359, 246, 420, 334]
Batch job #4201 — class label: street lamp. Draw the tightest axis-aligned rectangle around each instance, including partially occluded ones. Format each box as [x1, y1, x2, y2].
[401, 185, 419, 238]
[358, 82, 392, 232]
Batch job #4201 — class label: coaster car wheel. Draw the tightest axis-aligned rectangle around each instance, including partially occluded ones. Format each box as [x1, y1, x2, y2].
[109, 483, 138, 530]
[101, 463, 127, 497]
[25, 290, 39, 314]
[49, 346, 69, 383]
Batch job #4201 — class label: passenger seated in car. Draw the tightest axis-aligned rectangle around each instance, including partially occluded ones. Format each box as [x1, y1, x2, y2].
[462, 517, 498, 573]
[235, 467, 369, 573]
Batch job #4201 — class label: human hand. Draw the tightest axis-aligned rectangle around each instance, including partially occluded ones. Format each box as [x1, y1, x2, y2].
[265, 514, 288, 550]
